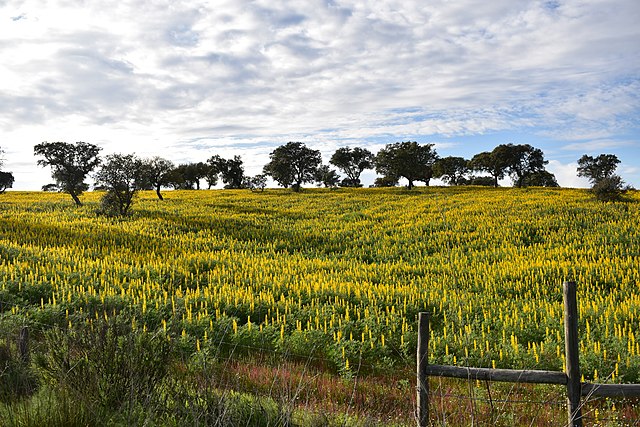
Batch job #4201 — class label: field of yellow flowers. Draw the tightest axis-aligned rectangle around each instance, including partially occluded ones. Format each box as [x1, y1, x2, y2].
[1, 186, 639, 384]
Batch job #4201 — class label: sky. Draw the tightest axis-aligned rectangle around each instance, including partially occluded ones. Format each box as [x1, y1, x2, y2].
[1, 0, 639, 190]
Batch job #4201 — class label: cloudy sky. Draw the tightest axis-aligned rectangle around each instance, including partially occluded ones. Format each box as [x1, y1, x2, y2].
[1, 0, 638, 190]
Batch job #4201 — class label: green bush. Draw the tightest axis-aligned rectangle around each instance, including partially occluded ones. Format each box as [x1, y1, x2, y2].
[0, 344, 38, 403]
[591, 175, 626, 202]
[35, 317, 172, 412]
[96, 190, 132, 217]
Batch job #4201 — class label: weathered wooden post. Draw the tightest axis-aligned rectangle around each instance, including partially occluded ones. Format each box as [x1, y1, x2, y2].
[18, 326, 29, 364]
[563, 281, 582, 427]
[417, 312, 430, 427]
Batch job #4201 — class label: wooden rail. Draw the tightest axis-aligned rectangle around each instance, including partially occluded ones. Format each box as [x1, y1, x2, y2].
[425, 364, 567, 385]
[581, 383, 640, 398]
[416, 282, 640, 427]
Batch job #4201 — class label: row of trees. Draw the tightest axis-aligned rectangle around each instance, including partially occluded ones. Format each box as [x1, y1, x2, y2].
[0, 141, 627, 215]
[261, 141, 559, 190]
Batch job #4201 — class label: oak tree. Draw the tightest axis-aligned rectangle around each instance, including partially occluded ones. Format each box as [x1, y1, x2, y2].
[141, 156, 174, 200]
[329, 147, 374, 187]
[375, 141, 438, 189]
[577, 154, 620, 185]
[433, 156, 469, 185]
[263, 142, 321, 191]
[34, 141, 101, 206]
[94, 153, 146, 216]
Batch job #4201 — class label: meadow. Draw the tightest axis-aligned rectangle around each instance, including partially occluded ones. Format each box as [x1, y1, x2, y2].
[1, 186, 639, 426]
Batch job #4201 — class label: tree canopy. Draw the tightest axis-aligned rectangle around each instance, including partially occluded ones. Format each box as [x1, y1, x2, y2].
[522, 170, 559, 187]
[94, 154, 146, 216]
[205, 155, 246, 189]
[243, 174, 267, 192]
[0, 171, 14, 193]
[577, 154, 621, 185]
[315, 165, 340, 188]
[34, 141, 102, 206]
[375, 141, 438, 189]
[433, 156, 469, 186]
[140, 157, 174, 200]
[263, 142, 322, 191]
[492, 144, 547, 188]
[220, 156, 245, 189]
[577, 154, 625, 201]
[469, 151, 508, 187]
[329, 147, 374, 187]
[469, 144, 555, 188]
[167, 163, 208, 190]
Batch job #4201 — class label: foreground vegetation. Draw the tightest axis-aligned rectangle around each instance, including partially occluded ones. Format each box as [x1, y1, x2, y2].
[1, 187, 639, 425]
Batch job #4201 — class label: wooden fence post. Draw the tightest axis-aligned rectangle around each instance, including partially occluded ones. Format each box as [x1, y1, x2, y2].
[563, 281, 583, 427]
[18, 326, 29, 364]
[417, 312, 430, 427]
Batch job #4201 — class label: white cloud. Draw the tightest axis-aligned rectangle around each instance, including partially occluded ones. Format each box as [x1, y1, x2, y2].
[546, 160, 590, 188]
[562, 139, 637, 152]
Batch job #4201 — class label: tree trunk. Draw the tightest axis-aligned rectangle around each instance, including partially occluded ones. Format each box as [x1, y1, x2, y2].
[70, 191, 82, 206]
[155, 185, 164, 201]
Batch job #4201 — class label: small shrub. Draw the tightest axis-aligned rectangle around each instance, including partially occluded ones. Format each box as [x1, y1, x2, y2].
[96, 190, 131, 217]
[591, 175, 626, 202]
[467, 175, 496, 186]
[36, 317, 172, 412]
[372, 176, 398, 187]
[0, 344, 38, 403]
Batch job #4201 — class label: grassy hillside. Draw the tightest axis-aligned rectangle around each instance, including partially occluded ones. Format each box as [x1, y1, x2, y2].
[1, 187, 639, 425]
